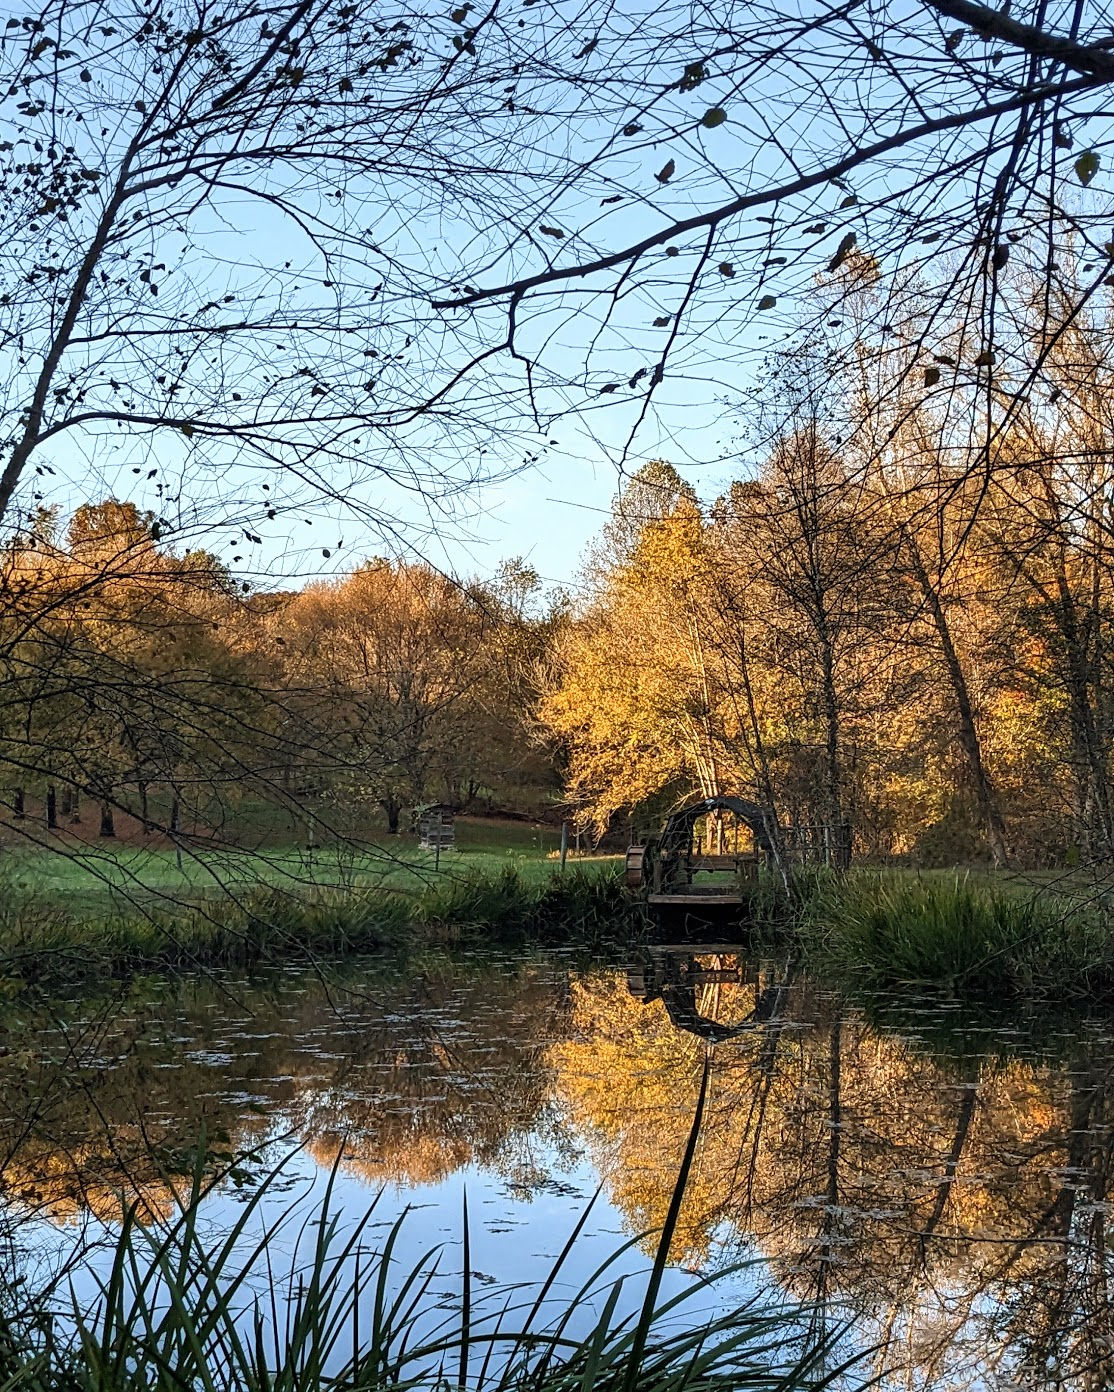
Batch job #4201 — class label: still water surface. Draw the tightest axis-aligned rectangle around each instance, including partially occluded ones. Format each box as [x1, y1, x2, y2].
[4, 943, 1114, 1390]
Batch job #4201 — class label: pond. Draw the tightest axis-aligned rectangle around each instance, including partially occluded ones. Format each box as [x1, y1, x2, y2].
[3, 941, 1114, 1389]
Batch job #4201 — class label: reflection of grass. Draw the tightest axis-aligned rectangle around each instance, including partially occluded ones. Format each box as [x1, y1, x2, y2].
[0, 865, 632, 987]
[1, 1131, 855, 1392]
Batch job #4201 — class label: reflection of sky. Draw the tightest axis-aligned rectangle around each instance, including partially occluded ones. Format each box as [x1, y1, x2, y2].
[19, 1143, 791, 1386]
[7, 952, 1114, 1389]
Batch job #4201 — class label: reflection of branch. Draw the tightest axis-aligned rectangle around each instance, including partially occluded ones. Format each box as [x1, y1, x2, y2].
[917, 1082, 977, 1260]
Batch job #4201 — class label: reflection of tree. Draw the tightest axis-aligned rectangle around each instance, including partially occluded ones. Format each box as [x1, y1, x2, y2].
[296, 965, 573, 1190]
[550, 964, 1114, 1390]
[0, 959, 570, 1227]
[8, 952, 1114, 1388]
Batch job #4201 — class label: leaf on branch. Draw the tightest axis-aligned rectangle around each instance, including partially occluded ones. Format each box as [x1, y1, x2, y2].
[974, 349, 995, 367]
[179, 423, 195, 437]
[678, 60, 706, 91]
[718, 262, 734, 277]
[839, 193, 857, 208]
[827, 231, 856, 272]
[576, 37, 598, 58]
[945, 28, 964, 51]
[1076, 150, 1100, 186]
[923, 366, 940, 387]
[757, 294, 776, 310]
[653, 316, 671, 326]
[700, 107, 726, 128]
[655, 159, 676, 183]
[1053, 123, 1073, 149]
[934, 353, 956, 366]
[600, 194, 622, 205]
[991, 244, 1009, 270]
[538, 224, 565, 238]
[598, 383, 619, 393]
[622, 122, 643, 137]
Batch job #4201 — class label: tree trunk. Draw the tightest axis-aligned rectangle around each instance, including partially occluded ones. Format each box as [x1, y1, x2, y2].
[12, 788, 24, 819]
[99, 800, 115, 838]
[381, 798, 401, 835]
[817, 629, 850, 869]
[1053, 572, 1114, 860]
[46, 785, 57, 829]
[906, 534, 1010, 867]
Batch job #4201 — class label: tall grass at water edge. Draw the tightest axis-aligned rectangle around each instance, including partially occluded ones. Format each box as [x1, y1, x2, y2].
[0, 1064, 861, 1392]
[801, 872, 1114, 1000]
[0, 866, 633, 987]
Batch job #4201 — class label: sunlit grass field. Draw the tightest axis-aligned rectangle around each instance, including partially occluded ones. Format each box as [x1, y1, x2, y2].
[0, 815, 618, 915]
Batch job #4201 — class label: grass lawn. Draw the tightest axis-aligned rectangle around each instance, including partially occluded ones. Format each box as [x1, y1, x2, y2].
[0, 816, 618, 918]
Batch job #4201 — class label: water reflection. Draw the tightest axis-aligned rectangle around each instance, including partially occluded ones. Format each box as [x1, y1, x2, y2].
[625, 945, 793, 1041]
[5, 946, 1114, 1387]
[564, 945, 1114, 1390]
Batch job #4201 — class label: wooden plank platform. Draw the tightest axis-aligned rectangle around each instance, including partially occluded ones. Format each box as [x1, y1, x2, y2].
[647, 892, 745, 906]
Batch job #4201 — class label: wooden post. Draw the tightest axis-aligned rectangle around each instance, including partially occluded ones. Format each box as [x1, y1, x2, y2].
[560, 820, 569, 872]
[171, 796, 183, 872]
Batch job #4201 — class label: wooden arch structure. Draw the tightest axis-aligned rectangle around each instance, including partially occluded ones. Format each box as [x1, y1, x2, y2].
[626, 795, 783, 915]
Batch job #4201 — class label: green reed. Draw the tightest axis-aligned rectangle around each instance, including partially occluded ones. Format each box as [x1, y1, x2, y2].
[807, 872, 1114, 1000]
[0, 1081, 861, 1392]
[0, 865, 631, 988]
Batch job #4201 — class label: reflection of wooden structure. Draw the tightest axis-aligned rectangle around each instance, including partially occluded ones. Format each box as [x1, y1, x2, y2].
[418, 804, 455, 852]
[626, 945, 792, 1041]
[625, 795, 782, 919]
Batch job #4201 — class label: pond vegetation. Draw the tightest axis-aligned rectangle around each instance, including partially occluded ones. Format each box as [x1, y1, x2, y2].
[0, 865, 631, 988]
[0, 1089, 848, 1392]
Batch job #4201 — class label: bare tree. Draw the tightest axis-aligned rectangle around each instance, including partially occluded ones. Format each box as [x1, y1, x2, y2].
[434, 0, 1114, 475]
[10, 0, 1114, 533]
[1, 0, 596, 549]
